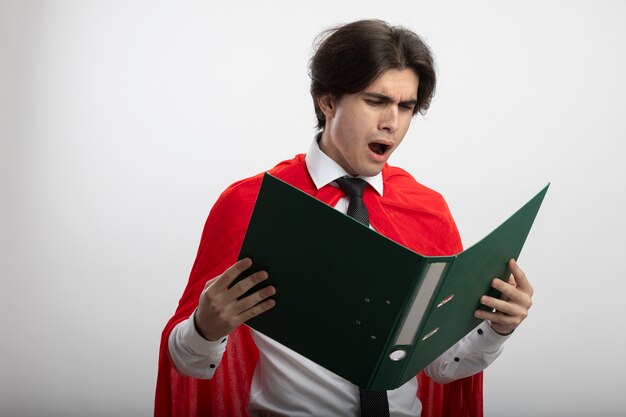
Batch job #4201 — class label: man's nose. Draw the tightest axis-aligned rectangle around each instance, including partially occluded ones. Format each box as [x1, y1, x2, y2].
[379, 106, 398, 133]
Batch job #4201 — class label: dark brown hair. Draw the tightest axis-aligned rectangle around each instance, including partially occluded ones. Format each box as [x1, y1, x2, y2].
[309, 19, 437, 130]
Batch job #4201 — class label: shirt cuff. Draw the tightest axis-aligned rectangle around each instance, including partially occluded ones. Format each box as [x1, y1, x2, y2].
[177, 310, 228, 355]
[471, 321, 512, 352]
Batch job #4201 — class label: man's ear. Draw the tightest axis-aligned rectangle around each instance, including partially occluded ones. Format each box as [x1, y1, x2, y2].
[317, 94, 336, 119]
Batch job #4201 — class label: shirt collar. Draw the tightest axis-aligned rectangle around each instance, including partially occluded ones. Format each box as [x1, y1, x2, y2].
[305, 139, 384, 196]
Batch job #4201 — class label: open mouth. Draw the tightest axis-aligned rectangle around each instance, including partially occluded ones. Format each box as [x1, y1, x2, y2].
[369, 142, 390, 155]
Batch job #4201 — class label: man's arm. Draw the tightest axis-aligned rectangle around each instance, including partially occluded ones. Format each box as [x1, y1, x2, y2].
[168, 311, 229, 379]
[168, 258, 276, 378]
[425, 259, 533, 384]
[194, 258, 276, 341]
[474, 259, 534, 336]
[423, 321, 510, 384]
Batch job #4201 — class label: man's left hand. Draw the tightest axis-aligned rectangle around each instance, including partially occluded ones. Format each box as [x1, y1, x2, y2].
[474, 259, 534, 335]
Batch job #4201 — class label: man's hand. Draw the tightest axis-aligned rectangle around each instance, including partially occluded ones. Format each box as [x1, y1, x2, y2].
[474, 259, 534, 335]
[195, 258, 276, 341]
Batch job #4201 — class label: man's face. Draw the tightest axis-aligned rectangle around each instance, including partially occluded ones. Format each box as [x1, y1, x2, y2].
[318, 68, 419, 177]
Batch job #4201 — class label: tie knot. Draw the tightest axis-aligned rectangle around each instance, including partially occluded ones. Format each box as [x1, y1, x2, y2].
[335, 177, 367, 198]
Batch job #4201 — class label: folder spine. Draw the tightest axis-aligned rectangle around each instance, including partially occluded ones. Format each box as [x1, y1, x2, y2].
[368, 259, 453, 390]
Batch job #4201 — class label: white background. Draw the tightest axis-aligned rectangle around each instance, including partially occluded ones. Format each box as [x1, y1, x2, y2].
[1, 1, 625, 416]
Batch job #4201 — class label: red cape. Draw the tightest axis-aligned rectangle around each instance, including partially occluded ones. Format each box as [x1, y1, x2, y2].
[155, 155, 483, 417]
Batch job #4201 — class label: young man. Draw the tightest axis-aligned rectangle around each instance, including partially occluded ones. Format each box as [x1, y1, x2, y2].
[155, 19, 533, 417]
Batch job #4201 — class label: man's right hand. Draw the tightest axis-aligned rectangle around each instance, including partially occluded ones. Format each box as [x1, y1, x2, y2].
[194, 258, 276, 341]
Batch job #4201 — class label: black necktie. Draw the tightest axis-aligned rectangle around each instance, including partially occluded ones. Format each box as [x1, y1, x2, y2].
[335, 177, 370, 226]
[335, 176, 390, 417]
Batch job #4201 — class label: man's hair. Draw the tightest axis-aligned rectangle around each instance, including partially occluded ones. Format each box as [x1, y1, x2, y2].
[309, 19, 436, 131]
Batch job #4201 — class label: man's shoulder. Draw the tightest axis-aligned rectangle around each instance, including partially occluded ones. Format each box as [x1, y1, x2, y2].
[217, 154, 310, 205]
[382, 164, 448, 208]
[381, 164, 462, 254]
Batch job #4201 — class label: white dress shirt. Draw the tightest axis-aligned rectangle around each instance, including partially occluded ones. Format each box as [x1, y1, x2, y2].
[169, 141, 511, 416]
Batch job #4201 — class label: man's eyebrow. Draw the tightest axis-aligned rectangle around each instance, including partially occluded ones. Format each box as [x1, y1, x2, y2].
[362, 92, 418, 106]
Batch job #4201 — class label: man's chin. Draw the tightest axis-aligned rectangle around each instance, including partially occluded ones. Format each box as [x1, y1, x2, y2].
[356, 164, 385, 177]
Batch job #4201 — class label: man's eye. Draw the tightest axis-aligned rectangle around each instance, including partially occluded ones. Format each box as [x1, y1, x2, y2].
[400, 104, 415, 112]
[366, 99, 382, 106]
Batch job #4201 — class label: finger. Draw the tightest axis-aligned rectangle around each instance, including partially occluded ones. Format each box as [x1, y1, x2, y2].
[506, 272, 517, 287]
[508, 259, 533, 295]
[234, 285, 276, 313]
[479, 294, 527, 317]
[211, 258, 253, 292]
[490, 278, 532, 308]
[225, 270, 270, 302]
[491, 277, 511, 302]
[236, 297, 277, 323]
[474, 308, 522, 328]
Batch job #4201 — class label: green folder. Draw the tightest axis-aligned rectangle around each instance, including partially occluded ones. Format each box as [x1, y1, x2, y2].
[237, 173, 548, 390]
